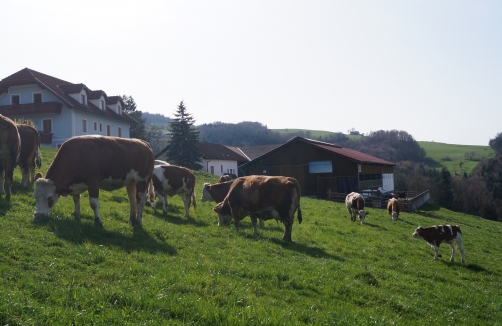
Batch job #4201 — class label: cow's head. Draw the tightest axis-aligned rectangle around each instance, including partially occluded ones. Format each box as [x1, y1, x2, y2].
[357, 210, 367, 224]
[412, 226, 424, 239]
[33, 179, 72, 219]
[200, 183, 212, 202]
[391, 212, 398, 221]
[213, 202, 232, 226]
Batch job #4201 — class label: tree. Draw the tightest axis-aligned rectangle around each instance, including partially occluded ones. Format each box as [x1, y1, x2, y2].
[166, 101, 203, 170]
[121, 95, 146, 140]
[489, 132, 502, 153]
[436, 167, 453, 209]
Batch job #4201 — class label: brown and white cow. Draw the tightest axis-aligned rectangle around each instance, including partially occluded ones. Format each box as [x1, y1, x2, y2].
[33, 136, 154, 227]
[219, 175, 233, 182]
[412, 224, 465, 263]
[0, 115, 21, 199]
[345, 192, 367, 223]
[148, 165, 196, 217]
[387, 197, 401, 221]
[212, 175, 302, 242]
[16, 124, 42, 188]
[201, 180, 265, 227]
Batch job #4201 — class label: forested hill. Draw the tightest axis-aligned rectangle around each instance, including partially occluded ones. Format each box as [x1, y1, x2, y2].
[143, 112, 172, 126]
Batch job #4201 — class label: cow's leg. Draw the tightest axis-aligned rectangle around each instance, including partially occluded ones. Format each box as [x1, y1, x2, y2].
[73, 195, 81, 219]
[250, 216, 259, 235]
[20, 167, 29, 189]
[29, 162, 35, 183]
[259, 218, 265, 228]
[282, 220, 293, 242]
[456, 235, 465, 263]
[180, 192, 190, 217]
[233, 218, 240, 232]
[449, 241, 456, 262]
[0, 168, 5, 195]
[135, 180, 149, 226]
[89, 196, 102, 227]
[431, 245, 440, 260]
[126, 182, 138, 225]
[159, 194, 168, 214]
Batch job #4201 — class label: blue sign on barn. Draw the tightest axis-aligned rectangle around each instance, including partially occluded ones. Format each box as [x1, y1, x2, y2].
[309, 160, 333, 174]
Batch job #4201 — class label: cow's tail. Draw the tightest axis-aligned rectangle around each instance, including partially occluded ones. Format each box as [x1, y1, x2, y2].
[35, 130, 42, 168]
[295, 180, 302, 224]
[147, 177, 156, 208]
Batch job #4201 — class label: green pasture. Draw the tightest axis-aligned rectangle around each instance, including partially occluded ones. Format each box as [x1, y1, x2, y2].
[1, 146, 501, 325]
[418, 141, 496, 175]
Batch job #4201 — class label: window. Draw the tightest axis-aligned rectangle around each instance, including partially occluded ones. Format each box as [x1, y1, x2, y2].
[81, 94, 86, 104]
[82, 119, 87, 133]
[11, 95, 20, 105]
[33, 93, 42, 103]
[42, 119, 52, 132]
[99, 122, 103, 132]
[100, 100, 105, 110]
[118, 127, 122, 137]
[106, 124, 111, 136]
[93, 121, 98, 131]
[210, 166, 214, 174]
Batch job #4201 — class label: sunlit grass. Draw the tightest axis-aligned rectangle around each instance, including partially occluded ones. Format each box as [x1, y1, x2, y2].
[0, 146, 501, 325]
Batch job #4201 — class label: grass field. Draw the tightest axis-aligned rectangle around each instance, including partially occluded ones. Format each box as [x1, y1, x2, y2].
[1, 146, 501, 325]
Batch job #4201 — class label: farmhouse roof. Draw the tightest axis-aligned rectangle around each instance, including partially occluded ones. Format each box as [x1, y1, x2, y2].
[240, 136, 395, 168]
[199, 142, 249, 162]
[235, 144, 282, 161]
[0, 68, 137, 124]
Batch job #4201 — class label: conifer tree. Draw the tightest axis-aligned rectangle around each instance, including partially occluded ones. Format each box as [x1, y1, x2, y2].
[166, 101, 202, 170]
[437, 167, 453, 209]
[121, 95, 146, 140]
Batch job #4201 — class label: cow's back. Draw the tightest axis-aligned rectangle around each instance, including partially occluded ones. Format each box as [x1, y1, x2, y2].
[17, 124, 39, 166]
[46, 136, 154, 187]
[153, 165, 195, 194]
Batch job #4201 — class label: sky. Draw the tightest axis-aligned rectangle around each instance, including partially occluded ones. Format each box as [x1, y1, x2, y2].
[1, 1, 501, 146]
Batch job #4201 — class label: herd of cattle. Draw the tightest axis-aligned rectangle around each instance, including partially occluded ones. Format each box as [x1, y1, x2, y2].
[0, 115, 465, 262]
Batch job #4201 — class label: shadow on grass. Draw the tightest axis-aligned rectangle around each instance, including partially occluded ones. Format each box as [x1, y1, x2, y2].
[149, 206, 209, 227]
[363, 222, 388, 231]
[270, 238, 346, 262]
[0, 198, 13, 215]
[33, 215, 177, 255]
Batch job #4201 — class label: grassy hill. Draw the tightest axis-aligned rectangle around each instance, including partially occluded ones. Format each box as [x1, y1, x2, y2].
[1, 146, 501, 325]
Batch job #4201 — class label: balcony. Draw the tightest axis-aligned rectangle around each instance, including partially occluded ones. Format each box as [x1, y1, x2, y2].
[0, 102, 63, 116]
[39, 132, 53, 144]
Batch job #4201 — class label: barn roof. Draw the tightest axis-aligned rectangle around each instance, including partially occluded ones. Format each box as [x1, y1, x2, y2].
[0, 68, 137, 124]
[240, 136, 395, 168]
[235, 144, 281, 161]
[199, 142, 249, 162]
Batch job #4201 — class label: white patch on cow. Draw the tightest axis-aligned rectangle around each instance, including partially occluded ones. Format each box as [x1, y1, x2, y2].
[446, 225, 453, 234]
[69, 182, 88, 195]
[200, 183, 213, 202]
[391, 212, 398, 221]
[33, 178, 60, 218]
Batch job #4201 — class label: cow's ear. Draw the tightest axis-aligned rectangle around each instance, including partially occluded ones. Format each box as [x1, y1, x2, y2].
[56, 186, 73, 197]
[34, 172, 43, 181]
[213, 202, 222, 213]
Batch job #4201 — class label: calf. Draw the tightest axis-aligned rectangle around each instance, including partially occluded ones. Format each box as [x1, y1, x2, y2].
[33, 136, 154, 227]
[345, 192, 367, 223]
[213, 175, 302, 242]
[387, 198, 401, 221]
[0, 115, 21, 199]
[148, 165, 196, 217]
[412, 225, 465, 263]
[16, 124, 42, 188]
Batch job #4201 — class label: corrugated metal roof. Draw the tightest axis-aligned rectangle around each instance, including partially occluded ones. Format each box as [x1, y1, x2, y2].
[199, 142, 249, 162]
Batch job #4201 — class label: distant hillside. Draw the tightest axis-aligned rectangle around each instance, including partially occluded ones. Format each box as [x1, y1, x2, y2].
[143, 112, 171, 130]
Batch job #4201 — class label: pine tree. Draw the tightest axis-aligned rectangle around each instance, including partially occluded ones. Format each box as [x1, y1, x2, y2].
[437, 167, 453, 209]
[166, 101, 203, 170]
[121, 95, 146, 140]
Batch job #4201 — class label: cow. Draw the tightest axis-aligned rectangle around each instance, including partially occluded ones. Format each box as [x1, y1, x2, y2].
[16, 124, 42, 188]
[387, 197, 401, 221]
[345, 192, 367, 223]
[33, 135, 154, 227]
[201, 180, 265, 227]
[412, 225, 465, 263]
[219, 175, 233, 182]
[155, 160, 170, 165]
[0, 115, 21, 200]
[148, 164, 196, 217]
[212, 175, 302, 242]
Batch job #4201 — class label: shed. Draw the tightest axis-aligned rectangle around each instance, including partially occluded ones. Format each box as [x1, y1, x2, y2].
[239, 136, 395, 198]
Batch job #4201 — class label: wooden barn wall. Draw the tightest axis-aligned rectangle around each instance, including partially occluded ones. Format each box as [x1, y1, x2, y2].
[242, 141, 395, 197]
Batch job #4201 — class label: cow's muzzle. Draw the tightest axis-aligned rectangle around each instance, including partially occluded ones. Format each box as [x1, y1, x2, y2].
[33, 212, 47, 220]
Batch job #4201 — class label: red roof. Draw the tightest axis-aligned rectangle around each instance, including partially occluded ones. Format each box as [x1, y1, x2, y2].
[0, 68, 137, 124]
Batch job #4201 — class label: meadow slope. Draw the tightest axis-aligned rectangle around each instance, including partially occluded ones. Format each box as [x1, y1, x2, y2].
[0, 146, 501, 325]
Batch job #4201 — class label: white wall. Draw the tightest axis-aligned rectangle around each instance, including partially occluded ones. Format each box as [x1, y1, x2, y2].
[382, 173, 394, 192]
[201, 159, 238, 176]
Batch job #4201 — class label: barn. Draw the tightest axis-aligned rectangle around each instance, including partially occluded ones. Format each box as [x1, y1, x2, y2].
[239, 137, 395, 198]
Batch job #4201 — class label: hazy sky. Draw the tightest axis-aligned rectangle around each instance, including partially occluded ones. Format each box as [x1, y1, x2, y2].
[2, 1, 501, 145]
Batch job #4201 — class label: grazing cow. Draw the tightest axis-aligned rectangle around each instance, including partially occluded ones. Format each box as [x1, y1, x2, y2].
[387, 197, 401, 221]
[201, 180, 265, 227]
[33, 136, 154, 227]
[0, 115, 21, 199]
[412, 225, 465, 263]
[148, 165, 196, 217]
[212, 175, 302, 242]
[16, 124, 42, 188]
[345, 192, 367, 223]
[219, 175, 233, 182]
